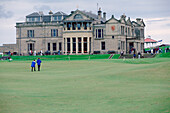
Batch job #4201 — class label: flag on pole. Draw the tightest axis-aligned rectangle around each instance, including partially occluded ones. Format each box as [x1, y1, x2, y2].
[148, 35, 151, 38]
[157, 40, 162, 42]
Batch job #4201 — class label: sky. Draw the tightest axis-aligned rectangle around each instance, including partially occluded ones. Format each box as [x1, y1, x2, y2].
[0, 0, 170, 46]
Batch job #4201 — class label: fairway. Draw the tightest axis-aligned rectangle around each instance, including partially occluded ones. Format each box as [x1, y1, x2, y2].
[0, 58, 170, 113]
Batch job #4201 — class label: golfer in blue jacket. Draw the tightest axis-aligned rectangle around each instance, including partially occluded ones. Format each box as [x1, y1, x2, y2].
[31, 59, 36, 72]
[36, 58, 42, 71]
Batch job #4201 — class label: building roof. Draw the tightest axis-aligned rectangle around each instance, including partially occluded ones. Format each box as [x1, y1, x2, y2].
[81, 10, 105, 22]
[26, 12, 43, 17]
[145, 38, 157, 43]
[53, 11, 67, 16]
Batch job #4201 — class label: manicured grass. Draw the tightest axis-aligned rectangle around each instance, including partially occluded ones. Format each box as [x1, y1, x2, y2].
[10, 54, 112, 61]
[155, 52, 170, 58]
[0, 58, 170, 113]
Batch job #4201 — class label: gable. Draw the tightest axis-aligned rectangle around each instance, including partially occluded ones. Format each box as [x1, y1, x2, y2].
[64, 10, 93, 21]
[106, 18, 119, 24]
[120, 18, 126, 24]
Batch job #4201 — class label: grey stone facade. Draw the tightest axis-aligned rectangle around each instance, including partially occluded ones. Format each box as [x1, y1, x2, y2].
[15, 8, 145, 55]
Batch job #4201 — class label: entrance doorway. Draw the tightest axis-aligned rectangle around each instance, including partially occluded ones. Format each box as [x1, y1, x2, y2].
[28, 43, 34, 53]
[129, 42, 134, 53]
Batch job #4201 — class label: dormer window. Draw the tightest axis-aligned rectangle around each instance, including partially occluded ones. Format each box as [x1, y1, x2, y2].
[74, 14, 83, 19]
[53, 16, 62, 21]
[26, 17, 40, 22]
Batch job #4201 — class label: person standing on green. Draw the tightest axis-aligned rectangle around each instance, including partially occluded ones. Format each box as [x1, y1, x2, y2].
[36, 58, 42, 71]
[31, 59, 36, 72]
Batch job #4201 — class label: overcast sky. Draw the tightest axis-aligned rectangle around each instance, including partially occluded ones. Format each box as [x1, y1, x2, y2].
[0, 0, 170, 46]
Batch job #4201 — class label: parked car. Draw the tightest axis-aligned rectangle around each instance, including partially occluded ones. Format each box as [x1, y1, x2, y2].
[52, 52, 58, 55]
[94, 51, 100, 54]
[107, 51, 116, 54]
[45, 51, 51, 55]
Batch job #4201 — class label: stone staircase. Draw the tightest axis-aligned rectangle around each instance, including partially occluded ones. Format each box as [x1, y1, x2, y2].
[108, 54, 114, 59]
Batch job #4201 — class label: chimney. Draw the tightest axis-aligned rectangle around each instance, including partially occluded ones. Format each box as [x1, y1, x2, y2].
[98, 7, 102, 20]
[103, 12, 106, 20]
[49, 10, 53, 15]
[121, 13, 126, 19]
[71, 11, 74, 14]
[136, 18, 141, 24]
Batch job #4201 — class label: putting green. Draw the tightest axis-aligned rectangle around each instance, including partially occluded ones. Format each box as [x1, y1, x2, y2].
[0, 58, 170, 113]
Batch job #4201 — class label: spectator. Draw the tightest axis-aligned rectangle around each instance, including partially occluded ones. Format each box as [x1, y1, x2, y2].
[31, 59, 36, 72]
[36, 58, 42, 71]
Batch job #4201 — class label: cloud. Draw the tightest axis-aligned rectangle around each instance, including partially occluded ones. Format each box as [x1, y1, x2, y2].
[0, 5, 13, 18]
[144, 16, 170, 44]
[33, 5, 51, 12]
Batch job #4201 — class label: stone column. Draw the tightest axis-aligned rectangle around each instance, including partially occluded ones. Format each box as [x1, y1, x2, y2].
[70, 37, 73, 54]
[65, 23, 67, 30]
[50, 42, 53, 54]
[81, 37, 84, 54]
[76, 22, 78, 30]
[65, 38, 67, 54]
[76, 37, 78, 54]
[70, 22, 72, 30]
[87, 23, 89, 30]
[81, 22, 84, 30]
[87, 37, 89, 53]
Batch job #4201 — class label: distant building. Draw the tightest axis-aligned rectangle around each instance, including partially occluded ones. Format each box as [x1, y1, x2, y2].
[14, 8, 145, 55]
[0, 44, 17, 53]
[144, 38, 157, 48]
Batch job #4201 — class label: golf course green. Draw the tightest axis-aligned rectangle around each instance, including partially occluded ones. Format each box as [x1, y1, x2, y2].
[0, 56, 170, 113]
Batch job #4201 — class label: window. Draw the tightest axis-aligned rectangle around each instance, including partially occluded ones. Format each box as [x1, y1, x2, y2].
[84, 37, 87, 53]
[53, 16, 62, 21]
[67, 23, 71, 30]
[59, 42, 62, 51]
[89, 37, 91, 52]
[67, 38, 70, 53]
[135, 28, 140, 38]
[132, 29, 134, 37]
[48, 43, 50, 51]
[96, 29, 97, 38]
[78, 38, 81, 53]
[96, 29, 103, 38]
[64, 38, 65, 52]
[84, 22, 87, 30]
[128, 28, 130, 36]
[72, 23, 76, 30]
[98, 29, 101, 38]
[121, 26, 125, 35]
[72, 38, 76, 53]
[141, 29, 144, 37]
[77, 23, 81, 30]
[101, 42, 105, 50]
[51, 29, 58, 37]
[118, 40, 121, 50]
[58, 16, 62, 20]
[53, 43, 57, 51]
[112, 36, 114, 39]
[121, 41, 125, 50]
[74, 14, 83, 19]
[27, 30, 34, 38]
[53, 16, 57, 21]
[26, 17, 40, 22]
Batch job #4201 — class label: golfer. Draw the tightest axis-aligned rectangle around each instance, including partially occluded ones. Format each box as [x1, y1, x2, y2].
[31, 59, 36, 72]
[36, 58, 42, 71]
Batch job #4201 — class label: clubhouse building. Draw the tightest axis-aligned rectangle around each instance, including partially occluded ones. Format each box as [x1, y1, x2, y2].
[15, 8, 145, 55]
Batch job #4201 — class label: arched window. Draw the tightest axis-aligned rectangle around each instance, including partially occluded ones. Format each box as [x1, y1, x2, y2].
[74, 14, 83, 19]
